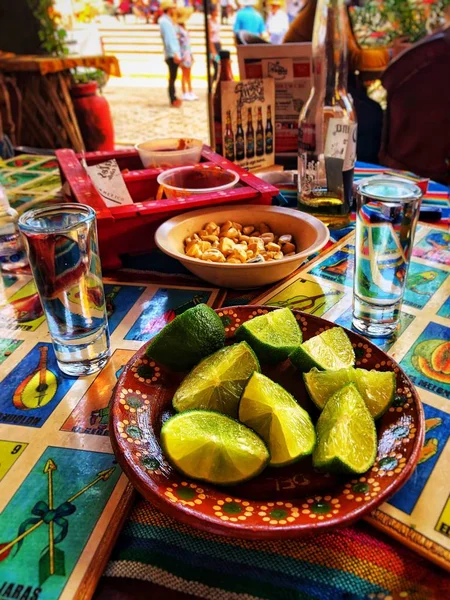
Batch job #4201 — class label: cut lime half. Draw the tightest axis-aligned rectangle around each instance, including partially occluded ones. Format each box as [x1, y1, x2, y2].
[161, 410, 270, 485]
[239, 372, 315, 467]
[235, 307, 303, 364]
[172, 341, 260, 418]
[290, 327, 355, 372]
[313, 383, 377, 474]
[304, 367, 396, 419]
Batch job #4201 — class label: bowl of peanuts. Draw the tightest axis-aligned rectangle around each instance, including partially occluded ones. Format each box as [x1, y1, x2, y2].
[155, 205, 329, 289]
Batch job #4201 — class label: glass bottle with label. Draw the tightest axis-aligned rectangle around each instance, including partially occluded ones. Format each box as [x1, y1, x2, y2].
[235, 107, 245, 161]
[297, 0, 357, 228]
[246, 107, 255, 159]
[212, 50, 234, 156]
[224, 110, 235, 161]
[265, 105, 273, 155]
[256, 107, 264, 157]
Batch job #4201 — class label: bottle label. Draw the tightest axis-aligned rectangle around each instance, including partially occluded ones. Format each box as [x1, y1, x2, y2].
[236, 135, 245, 158]
[324, 118, 349, 161]
[324, 119, 357, 170]
[344, 123, 357, 171]
[256, 133, 264, 153]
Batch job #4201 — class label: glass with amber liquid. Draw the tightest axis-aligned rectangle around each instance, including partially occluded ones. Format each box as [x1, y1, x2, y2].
[297, 0, 357, 228]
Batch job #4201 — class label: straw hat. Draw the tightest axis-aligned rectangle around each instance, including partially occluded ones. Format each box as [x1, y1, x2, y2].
[267, 0, 283, 5]
[176, 6, 194, 24]
[160, 0, 175, 11]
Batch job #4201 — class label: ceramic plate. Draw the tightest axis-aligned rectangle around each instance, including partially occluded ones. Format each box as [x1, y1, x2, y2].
[110, 306, 424, 539]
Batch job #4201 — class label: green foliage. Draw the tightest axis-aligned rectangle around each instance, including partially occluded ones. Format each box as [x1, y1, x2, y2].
[71, 68, 107, 89]
[28, 0, 69, 56]
[351, 0, 450, 47]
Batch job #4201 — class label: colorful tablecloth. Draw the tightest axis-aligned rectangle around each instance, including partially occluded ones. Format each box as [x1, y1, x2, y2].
[0, 156, 448, 600]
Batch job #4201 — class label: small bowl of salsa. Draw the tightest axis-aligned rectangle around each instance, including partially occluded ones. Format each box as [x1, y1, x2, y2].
[135, 137, 203, 168]
[157, 165, 239, 198]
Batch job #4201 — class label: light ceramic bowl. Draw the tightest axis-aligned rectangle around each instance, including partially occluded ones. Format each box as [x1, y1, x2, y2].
[135, 137, 203, 168]
[157, 165, 239, 198]
[154, 205, 330, 289]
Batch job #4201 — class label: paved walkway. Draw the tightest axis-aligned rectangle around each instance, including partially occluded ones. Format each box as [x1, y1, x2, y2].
[104, 79, 210, 146]
[98, 13, 232, 146]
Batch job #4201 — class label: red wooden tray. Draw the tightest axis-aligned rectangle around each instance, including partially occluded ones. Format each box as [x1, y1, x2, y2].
[56, 146, 278, 270]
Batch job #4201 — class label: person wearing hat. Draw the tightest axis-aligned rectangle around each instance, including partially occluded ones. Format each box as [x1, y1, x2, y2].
[176, 7, 198, 101]
[158, 0, 182, 107]
[233, 0, 266, 39]
[266, 0, 289, 44]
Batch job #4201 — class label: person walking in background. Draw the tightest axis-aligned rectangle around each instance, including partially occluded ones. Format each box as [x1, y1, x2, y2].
[220, 0, 229, 24]
[176, 7, 198, 101]
[233, 0, 265, 39]
[266, 0, 289, 44]
[158, 0, 182, 107]
[209, 5, 222, 80]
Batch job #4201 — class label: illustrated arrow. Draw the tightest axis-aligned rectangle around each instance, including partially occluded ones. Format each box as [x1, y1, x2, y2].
[0, 466, 116, 558]
[44, 459, 57, 576]
[66, 467, 115, 503]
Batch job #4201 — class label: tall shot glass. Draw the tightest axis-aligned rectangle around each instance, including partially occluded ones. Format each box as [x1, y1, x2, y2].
[352, 179, 423, 337]
[19, 204, 110, 376]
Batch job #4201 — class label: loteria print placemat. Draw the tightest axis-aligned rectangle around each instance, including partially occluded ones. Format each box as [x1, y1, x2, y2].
[0, 274, 220, 600]
[253, 224, 450, 571]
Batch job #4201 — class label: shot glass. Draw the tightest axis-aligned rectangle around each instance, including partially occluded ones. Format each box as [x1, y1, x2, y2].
[352, 179, 422, 337]
[19, 204, 110, 376]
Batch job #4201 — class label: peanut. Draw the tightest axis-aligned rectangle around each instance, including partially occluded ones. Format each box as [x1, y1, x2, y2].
[279, 234, 292, 244]
[282, 242, 296, 254]
[184, 220, 296, 264]
[202, 249, 226, 262]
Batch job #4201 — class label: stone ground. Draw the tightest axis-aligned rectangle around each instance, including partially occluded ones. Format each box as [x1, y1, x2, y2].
[104, 80, 210, 146]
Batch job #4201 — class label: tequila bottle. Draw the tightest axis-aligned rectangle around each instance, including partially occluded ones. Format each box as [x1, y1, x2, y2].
[297, 0, 357, 228]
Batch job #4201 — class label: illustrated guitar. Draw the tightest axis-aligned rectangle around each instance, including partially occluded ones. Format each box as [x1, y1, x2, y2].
[13, 347, 58, 410]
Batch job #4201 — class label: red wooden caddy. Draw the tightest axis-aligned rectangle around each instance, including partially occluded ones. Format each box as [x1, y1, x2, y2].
[56, 146, 278, 270]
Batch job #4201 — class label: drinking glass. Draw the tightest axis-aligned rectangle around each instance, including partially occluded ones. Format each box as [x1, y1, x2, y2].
[352, 179, 422, 337]
[19, 204, 110, 376]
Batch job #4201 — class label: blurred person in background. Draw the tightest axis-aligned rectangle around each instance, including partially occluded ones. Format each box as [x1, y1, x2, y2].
[176, 7, 198, 100]
[266, 0, 289, 44]
[220, 0, 230, 23]
[133, 0, 152, 22]
[286, 0, 304, 23]
[209, 5, 222, 80]
[233, 0, 266, 38]
[158, 0, 183, 107]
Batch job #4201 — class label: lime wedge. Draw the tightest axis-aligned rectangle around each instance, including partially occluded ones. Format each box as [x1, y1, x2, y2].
[146, 304, 225, 371]
[161, 410, 270, 485]
[235, 307, 303, 364]
[239, 372, 315, 467]
[313, 383, 377, 474]
[290, 327, 355, 372]
[304, 367, 396, 419]
[172, 341, 260, 417]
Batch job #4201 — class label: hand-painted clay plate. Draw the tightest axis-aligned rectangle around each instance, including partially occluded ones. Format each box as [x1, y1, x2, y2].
[110, 306, 424, 539]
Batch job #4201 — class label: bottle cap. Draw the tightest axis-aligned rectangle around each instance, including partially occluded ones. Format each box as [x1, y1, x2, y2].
[219, 50, 230, 59]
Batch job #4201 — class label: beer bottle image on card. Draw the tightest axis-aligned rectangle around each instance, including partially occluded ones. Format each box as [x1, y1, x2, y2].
[256, 107, 264, 157]
[265, 105, 273, 155]
[236, 107, 245, 161]
[224, 110, 235, 162]
[246, 108, 255, 159]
